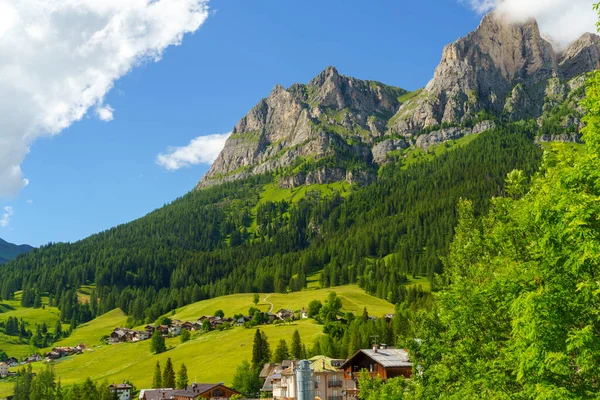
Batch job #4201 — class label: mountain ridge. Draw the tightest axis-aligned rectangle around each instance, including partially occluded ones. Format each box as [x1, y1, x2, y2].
[0, 238, 34, 264]
[198, 12, 599, 189]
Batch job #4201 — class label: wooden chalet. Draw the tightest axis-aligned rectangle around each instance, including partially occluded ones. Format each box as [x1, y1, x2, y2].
[172, 383, 241, 399]
[341, 345, 412, 388]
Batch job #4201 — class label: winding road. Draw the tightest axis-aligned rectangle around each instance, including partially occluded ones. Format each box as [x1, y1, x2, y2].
[264, 294, 274, 313]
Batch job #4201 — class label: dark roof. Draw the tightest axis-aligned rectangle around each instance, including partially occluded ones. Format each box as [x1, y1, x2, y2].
[341, 348, 412, 369]
[259, 363, 279, 379]
[172, 383, 241, 398]
[139, 389, 174, 400]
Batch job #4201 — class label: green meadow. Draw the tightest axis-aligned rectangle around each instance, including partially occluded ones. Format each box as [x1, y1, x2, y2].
[0, 285, 394, 397]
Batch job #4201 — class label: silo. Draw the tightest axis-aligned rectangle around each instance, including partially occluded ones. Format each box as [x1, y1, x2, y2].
[295, 360, 315, 400]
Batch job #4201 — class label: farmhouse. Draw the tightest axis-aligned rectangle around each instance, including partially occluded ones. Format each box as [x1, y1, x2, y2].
[275, 309, 294, 321]
[172, 383, 241, 399]
[341, 345, 412, 397]
[109, 383, 133, 400]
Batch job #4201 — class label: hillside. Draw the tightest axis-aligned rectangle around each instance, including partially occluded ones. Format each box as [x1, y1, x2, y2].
[0, 285, 394, 397]
[0, 11, 594, 361]
[0, 239, 33, 265]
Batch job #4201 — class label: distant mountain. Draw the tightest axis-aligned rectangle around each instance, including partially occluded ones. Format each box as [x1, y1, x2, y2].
[0, 238, 33, 264]
[199, 12, 600, 190]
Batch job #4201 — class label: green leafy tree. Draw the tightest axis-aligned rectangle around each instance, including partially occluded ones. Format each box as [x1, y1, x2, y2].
[162, 358, 176, 389]
[319, 292, 342, 323]
[150, 329, 166, 354]
[213, 309, 225, 318]
[307, 300, 322, 318]
[232, 360, 261, 398]
[180, 328, 190, 343]
[253, 293, 260, 306]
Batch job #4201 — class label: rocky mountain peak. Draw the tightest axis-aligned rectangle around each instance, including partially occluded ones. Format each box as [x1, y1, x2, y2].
[559, 32, 600, 80]
[388, 12, 594, 135]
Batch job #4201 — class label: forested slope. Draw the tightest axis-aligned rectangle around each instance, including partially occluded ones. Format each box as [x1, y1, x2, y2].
[0, 124, 542, 326]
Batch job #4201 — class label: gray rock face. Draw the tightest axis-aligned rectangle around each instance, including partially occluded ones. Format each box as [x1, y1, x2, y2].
[198, 67, 407, 188]
[415, 121, 496, 150]
[198, 14, 599, 190]
[388, 12, 600, 136]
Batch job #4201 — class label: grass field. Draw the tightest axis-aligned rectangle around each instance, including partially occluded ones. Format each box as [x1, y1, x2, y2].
[0, 293, 68, 360]
[0, 284, 395, 397]
[170, 284, 395, 322]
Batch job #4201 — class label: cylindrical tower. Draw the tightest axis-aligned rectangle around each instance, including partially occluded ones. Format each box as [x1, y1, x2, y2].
[296, 360, 315, 400]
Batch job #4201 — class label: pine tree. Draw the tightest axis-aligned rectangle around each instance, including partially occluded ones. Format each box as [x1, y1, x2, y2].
[152, 361, 162, 388]
[162, 358, 176, 389]
[252, 329, 271, 370]
[291, 329, 302, 359]
[274, 339, 290, 363]
[176, 363, 189, 389]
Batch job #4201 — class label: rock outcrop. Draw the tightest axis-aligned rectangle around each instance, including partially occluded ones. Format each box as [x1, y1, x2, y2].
[198, 13, 600, 190]
[198, 67, 407, 188]
[387, 12, 600, 136]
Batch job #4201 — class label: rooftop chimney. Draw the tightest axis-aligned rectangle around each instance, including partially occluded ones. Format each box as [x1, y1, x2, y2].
[372, 345, 378, 353]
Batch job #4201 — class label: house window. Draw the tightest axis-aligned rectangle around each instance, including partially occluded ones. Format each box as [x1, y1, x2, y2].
[316, 390, 320, 397]
[369, 364, 373, 372]
[333, 390, 338, 397]
[213, 389, 223, 397]
[316, 375, 321, 383]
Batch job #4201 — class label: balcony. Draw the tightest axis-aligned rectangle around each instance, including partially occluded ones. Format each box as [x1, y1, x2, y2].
[328, 380, 343, 388]
[328, 396, 344, 400]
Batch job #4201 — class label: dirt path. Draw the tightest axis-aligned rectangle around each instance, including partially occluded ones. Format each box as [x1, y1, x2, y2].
[264, 294, 274, 313]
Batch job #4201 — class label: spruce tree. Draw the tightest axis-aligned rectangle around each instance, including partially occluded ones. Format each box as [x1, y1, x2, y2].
[291, 329, 302, 359]
[176, 363, 189, 389]
[162, 358, 176, 389]
[274, 339, 290, 363]
[152, 361, 162, 388]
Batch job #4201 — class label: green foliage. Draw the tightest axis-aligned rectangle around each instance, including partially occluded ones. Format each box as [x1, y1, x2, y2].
[251, 329, 271, 370]
[176, 363, 188, 389]
[152, 361, 162, 389]
[231, 360, 261, 398]
[358, 372, 408, 400]
[319, 292, 342, 323]
[307, 300, 322, 318]
[150, 330, 166, 354]
[253, 294, 259, 306]
[273, 339, 290, 363]
[406, 59, 600, 398]
[213, 310, 225, 318]
[179, 328, 190, 343]
[162, 358, 175, 389]
[290, 329, 303, 359]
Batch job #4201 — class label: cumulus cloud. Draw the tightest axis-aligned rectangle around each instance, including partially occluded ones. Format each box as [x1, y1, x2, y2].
[1, 206, 13, 228]
[0, 0, 210, 196]
[157, 133, 231, 170]
[461, 0, 598, 49]
[96, 104, 115, 122]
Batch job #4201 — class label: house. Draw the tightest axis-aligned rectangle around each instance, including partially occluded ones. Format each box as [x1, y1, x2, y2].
[157, 325, 169, 336]
[6, 358, 18, 367]
[273, 362, 297, 400]
[275, 309, 295, 321]
[341, 345, 412, 397]
[168, 325, 182, 336]
[300, 307, 308, 319]
[172, 383, 242, 399]
[384, 314, 396, 322]
[109, 328, 128, 344]
[181, 322, 194, 331]
[139, 389, 174, 400]
[109, 383, 133, 400]
[311, 355, 350, 400]
[24, 354, 42, 363]
[0, 362, 9, 377]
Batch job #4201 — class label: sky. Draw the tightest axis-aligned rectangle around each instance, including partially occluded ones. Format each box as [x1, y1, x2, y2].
[0, 0, 596, 247]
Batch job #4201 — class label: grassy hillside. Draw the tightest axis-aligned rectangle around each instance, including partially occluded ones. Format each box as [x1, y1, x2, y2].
[0, 285, 393, 397]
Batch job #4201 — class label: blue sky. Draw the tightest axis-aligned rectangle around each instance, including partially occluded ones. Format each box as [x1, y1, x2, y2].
[0, 0, 590, 246]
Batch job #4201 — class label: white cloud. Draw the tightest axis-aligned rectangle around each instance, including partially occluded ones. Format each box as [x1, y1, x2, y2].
[1, 206, 13, 228]
[461, 0, 598, 49]
[96, 104, 115, 122]
[157, 132, 231, 171]
[25, 200, 33, 205]
[0, 0, 210, 197]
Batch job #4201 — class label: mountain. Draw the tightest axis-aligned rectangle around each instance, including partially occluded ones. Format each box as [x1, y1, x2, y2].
[199, 13, 599, 190]
[0, 13, 595, 330]
[199, 66, 408, 188]
[0, 238, 33, 264]
[388, 12, 600, 136]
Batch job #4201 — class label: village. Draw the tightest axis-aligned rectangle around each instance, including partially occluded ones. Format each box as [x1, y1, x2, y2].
[107, 308, 303, 345]
[107, 343, 412, 400]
